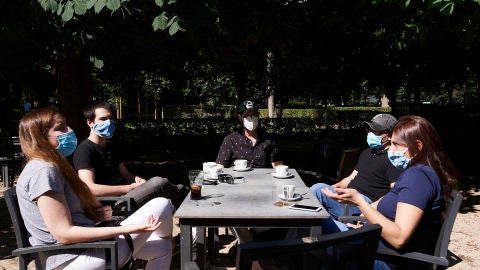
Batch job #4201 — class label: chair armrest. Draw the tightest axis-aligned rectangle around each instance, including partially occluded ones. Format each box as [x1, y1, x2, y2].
[184, 261, 200, 270]
[337, 215, 367, 223]
[297, 170, 336, 183]
[12, 240, 118, 256]
[98, 196, 133, 204]
[376, 245, 449, 266]
[98, 196, 134, 215]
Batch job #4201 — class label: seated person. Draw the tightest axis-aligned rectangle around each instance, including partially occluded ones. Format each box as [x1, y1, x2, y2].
[216, 100, 284, 241]
[321, 115, 459, 269]
[17, 107, 173, 269]
[216, 100, 283, 168]
[310, 113, 402, 218]
[73, 101, 188, 209]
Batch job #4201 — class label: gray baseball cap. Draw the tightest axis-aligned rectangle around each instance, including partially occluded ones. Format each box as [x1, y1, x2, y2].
[362, 114, 397, 132]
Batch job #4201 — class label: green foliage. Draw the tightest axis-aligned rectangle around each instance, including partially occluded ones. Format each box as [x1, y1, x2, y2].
[37, 0, 185, 34]
[431, 0, 455, 14]
[259, 107, 389, 119]
[119, 108, 386, 141]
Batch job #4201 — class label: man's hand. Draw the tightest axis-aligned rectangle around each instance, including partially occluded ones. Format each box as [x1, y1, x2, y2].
[127, 182, 143, 192]
[134, 176, 147, 184]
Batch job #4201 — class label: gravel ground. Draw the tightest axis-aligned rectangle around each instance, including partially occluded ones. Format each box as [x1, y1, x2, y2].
[1, 183, 479, 270]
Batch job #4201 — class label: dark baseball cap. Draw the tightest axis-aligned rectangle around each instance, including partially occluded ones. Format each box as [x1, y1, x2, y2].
[238, 100, 258, 114]
[362, 114, 397, 132]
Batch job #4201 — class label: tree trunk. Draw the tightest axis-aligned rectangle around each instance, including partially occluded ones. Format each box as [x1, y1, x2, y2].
[56, 49, 92, 141]
[265, 51, 276, 118]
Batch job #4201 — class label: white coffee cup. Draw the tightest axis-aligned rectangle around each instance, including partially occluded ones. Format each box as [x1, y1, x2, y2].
[234, 159, 248, 170]
[209, 167, 222, 179]
[275, 165, 289, 177]
[282, 184, 295, 199]
[203, 162, 217, 173]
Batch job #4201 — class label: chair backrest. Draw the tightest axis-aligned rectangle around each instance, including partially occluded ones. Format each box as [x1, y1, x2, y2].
[4, 187, 30, 249]
[434, 189, 463, 259]
[236, 223, 382, 270]
[3, 187, 36, 265]
[336, 147, 363, 180]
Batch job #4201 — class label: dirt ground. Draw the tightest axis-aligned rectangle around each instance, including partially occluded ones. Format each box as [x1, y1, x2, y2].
[1, 134, 479, 269]
[1, 181, 479, 270]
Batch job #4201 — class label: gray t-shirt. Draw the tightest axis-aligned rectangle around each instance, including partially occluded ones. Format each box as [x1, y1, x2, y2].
[16, 159, 97, 269]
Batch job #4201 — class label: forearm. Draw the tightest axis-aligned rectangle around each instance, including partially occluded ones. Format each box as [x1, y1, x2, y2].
[89, 183, 132, 196]
[333, 170, 357, 188]
[56, 225, 134, 244]
[357, 200, 404, 248]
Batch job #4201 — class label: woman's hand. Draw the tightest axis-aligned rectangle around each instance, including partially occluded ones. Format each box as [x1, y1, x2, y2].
[321, 187, 364, 206]
[95, 205, 113, 221]
[122, 215, 162, 233]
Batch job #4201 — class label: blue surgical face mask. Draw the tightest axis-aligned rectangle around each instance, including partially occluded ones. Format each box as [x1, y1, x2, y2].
[366, 132, 384, 149]
[93, 119, 115, 138]
[56, 130, 77, 157]
[387, 148, 411, 170]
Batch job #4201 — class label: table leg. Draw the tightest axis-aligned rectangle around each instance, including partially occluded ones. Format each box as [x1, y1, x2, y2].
[180, 224, 192, 270]
[196, 227, 206, 269]
[310, 226, 322, 237]
[207, 228, 217, 266]
[2, 165, 9, 188]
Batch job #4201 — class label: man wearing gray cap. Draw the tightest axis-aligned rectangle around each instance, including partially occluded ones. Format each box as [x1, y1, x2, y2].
[310, 113, 402, 219]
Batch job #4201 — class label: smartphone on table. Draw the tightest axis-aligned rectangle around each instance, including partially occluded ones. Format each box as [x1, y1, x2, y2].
[288, 204, 322, 212]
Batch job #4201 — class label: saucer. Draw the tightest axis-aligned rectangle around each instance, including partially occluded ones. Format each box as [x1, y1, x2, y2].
[278, 193, 302, 201]
[204, 175, 218, 180]
[272, 172, 293, 179]
[233, 166, 252, 172]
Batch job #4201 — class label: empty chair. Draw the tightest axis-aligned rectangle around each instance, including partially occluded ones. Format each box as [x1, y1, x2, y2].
[236, 224, 382, 270]
[298, 146, 363, 186]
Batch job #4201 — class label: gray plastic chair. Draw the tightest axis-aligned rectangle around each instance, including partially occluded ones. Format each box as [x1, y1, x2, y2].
[377, 189, 463, 270]
[3, 187, 120, 270]
[339, 189, 463, 270]
[236, 224, 382, 270]
[298, 146, 363, 185]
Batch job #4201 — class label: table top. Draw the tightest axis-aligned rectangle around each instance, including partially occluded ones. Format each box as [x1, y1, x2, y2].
[174, 168, 329, 227]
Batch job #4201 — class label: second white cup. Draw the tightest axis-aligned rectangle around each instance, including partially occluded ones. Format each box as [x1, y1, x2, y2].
[275, 165, 289, 176]
[203, 162, 217, 173]
[234, 159, 248, 169]
[282, 184, 295, 199]
[209, 167, 222, 179]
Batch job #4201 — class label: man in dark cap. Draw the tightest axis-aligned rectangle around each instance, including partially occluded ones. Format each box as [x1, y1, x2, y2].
[310, 113, 402, 219]
[215, 100, 283, 168]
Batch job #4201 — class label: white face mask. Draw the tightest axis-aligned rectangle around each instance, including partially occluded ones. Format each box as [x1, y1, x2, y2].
[243, 116, 259, 131]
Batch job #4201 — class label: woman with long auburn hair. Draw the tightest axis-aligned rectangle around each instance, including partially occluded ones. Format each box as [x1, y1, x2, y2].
[322, 115, 459, 269]
[16, 107, 173, 270]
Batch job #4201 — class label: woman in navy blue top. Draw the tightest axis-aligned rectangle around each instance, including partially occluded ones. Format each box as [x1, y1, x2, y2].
[322, 115, 459, 269]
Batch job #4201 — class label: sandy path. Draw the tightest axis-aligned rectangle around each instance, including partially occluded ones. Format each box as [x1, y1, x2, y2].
[1, 187, 479, 270]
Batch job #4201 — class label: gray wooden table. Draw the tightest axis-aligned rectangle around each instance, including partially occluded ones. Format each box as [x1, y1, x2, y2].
[174, 168, 330, 269]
